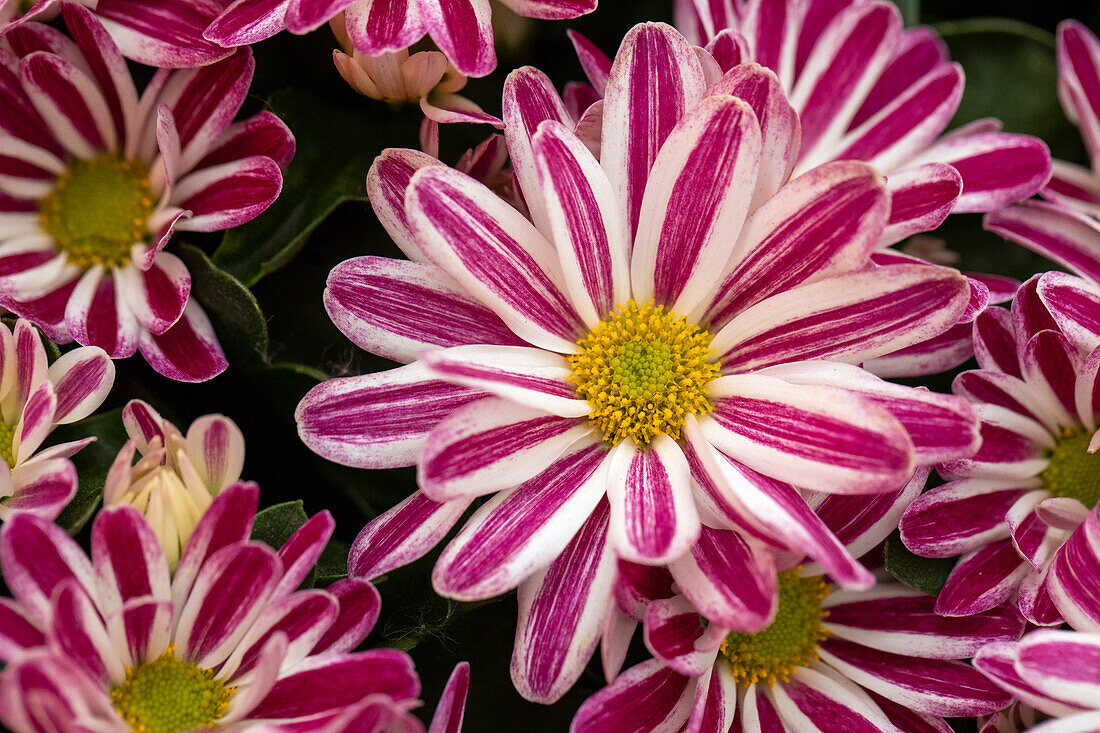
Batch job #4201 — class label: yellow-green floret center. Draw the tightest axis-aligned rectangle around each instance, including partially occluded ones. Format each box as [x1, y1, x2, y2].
[1041, 427, 1100, 508]
[0, 421, 15, 467]
[111, 647, 234, 733]
[38, 155, 154, 269]
[568, 300, 720, 448]
[719, 570, 831, 687]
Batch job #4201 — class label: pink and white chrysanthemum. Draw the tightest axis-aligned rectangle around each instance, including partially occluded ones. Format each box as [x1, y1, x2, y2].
[0, 482, 470, 733]
[298, 22, 978, 702]
[204, 0, 596, 78]
[1, 317, 113, 520]
[0, 8, 294, 382]
[573, 515, 1020, 733]
[667, 0, 1051, 229]
[1, 0, 232, 68]
[900, 271, 1100, 623]
[104, 399, 245, 571]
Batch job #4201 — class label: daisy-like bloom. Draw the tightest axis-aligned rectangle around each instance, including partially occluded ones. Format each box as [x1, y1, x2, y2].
[1, 0, 232, 68]
[204, 0, 596, 79]
[298, 22, 978, 702]
[0, 482, 471, 732]
[103, 399, 244, 572]
[0, 8, 294, 382]
[330, 12, 501, 127]
[900, 271, 1100, 623]
[574, 524, 1020, 733]
[1, 317, 113, 520]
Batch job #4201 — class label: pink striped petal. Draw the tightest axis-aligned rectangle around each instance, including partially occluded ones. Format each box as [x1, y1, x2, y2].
[601, 23, 707, 237]
[429, 661, 470, 733]
[1047, 507, 1100, 632]
[274, 511, 335, 597]
[819, 637, 1012, 717]
[433, 441, 608, 599]
[774, 666, 901, 733]
[512, 498, 615, 704]
[880, 162, 962, 247]
[139, 301, 227, 382]
[344, 0, 425, 56]
[900, 479, 1034, 558]
[295, 362, 483, 470]
[419, 398, 590, 502]
[532, 119, 630, 325]
[851, 26, 949, 124]
[222, 591, 338, 682]
[613, 560, 675, 620]
[65, 268, 139, 358]
[197, 111, 295, 170]
[939, 404, 1051, 481]
[47, 580, 121, 682]
[954, 369, 1062, 433]
[93, 0, 231, 67]
[0, 513, 95, 620]
[986, 201, 1100, 286]
[407, 165, 583, 352]
[91, 505, 171, 616]
[567, 30, 611, 94]
[1, 458, 76, 520]
[19, 49, 113, 157]
[62, 5, 138, 144]
[607, 436, 700, 565]
[1059, 21, 1100, 161]
[712, 264, 969, 371]
[202, 0, 290, 47]
[699, 160, 888, 332]
[1014, 275, 1060, 361]
[171, 155, 282, 232]
[422, 345, 589, 417]
[284, 0, 357, 33]
[106, 597, 172, 670]
[9, 320, 46, 409]
[116, 251, 190, 335]
[705, 30, 750, 72]
[325, 256, 524, 363]
[1037, 271, 1100, 354]
[974, 642, 1087, 718]
[668, 525, 777, 630]
[366, 148, 444, 263]
[1016, 630, 1100, 705]
[643, 595, 724, 676]
[740, 0, 794, 83]
[0, 598, 46, 662]
[311, 578, 381, 655]
[421, 0, 494, 78]
[185, 414, 245, 492]
[631, 95, 761, 313]
[572, 658, 694, 733]
[349, 490, 471, 581]
[974, 305, 1021, 377]
[46, 345, 113, 424]
[14, 381, 55, 463]
[700, 373, 915, 494]
[936, 539, 1030, 617]
[494, 0, 594, 19]
[172, 482, 258, 611]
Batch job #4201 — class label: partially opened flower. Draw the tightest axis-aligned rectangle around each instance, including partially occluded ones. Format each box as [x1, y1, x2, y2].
[901, 271, 1100, 623]
[205, 0, 597, 78]
[0, 0, 230, 67]
[1, 318, 113, 520]
[103, 399, 244, 571]
[0, 482, 456, 732]
[0, 8, 294, 381]
[299, 22, 977, 702]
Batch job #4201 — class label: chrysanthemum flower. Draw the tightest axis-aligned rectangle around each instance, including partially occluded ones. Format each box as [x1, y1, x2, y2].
[103, 399, 244, 571]
[574, 565, 1019, 732]
[901, 271, 1100, 622]
[0, 7, 294, 382]
[0, 482, 469, 732]
[298, 22, 978, 702]
[1, 317, 113, 520]
[330, 12, 501, 127]
[204, 0, 597, 78]
[0, 0, 231, 67]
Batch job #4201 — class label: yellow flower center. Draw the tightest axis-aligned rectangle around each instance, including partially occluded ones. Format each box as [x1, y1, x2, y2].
[1041, 426, 1100, 508]
[568, 300, 720, 448]
[111, 647, 234, 733]
[0, 421, 15, 467]
[38, 154, 154, 269]
[719, 569, 831, 687]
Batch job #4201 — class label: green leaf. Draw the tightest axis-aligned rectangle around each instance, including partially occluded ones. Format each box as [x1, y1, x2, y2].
[883, 532, 956, 596]
[312, 538, 350, 587]
[176, 243, 269, 366]
[212, 88, 419, 287]
[251, 500, 309, 551]
[50, 408, 129, 534]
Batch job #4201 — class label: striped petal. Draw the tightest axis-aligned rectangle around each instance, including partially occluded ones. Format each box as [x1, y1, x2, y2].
[91, 505, 171, 617]
[986, 201, 1100, 286]
[900, 478, 1035, 558]
[880, 162, 962, 247]
[171, 155, 282, 232]
[344, 0, 425, 56]
[19, 49, 114, 157]
[572, 658, 695, 733]
[1047, 507, 1100, 632]
[1016, 629, 1100, 706]
[935, 539, 1030, 617]
[0, 513, 95, 620]
[46, 344, 113, 424]
[202, 0, 290, 47]
[1037, 271, 1100, 354]
[366, 147, 443, 263]
[421, 0, 494, 78]
[93, 0, 231, 67]
[349, 491, 472, 581]
[138, 301, 227, 383]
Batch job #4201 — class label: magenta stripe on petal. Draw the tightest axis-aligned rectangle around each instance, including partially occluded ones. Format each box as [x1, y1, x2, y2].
[421, 0, 495, 78]
[936, 539, 1030, 617]
[571, 658, 693, 732]
[349, 491, 471, 582]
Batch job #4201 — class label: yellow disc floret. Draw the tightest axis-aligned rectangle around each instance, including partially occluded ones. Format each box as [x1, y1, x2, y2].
[0, 421, 15, 467]
[719, 569, 831, 687]
[568, 300, 720, 448]
[111, 646, 234, 733]
[38, 154, 154, 270]
[1042, 426, 1100, 508]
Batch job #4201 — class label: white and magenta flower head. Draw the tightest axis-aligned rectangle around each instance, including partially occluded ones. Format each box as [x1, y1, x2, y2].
[574, 564, 1021, 733]
[667, 0, 1052, 230]
[205, 0, 597, 79]
[1, 0, 232, 68]
[298, 21, 979, 702]
[900, 271, 1100, 623]
[0, 7, 295, 382]
[103, 399, 245, 571]
[1, 317, 113, 520]
[0, 481, 456, 733]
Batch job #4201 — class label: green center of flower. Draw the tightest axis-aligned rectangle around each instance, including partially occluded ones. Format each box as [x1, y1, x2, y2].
[719, 570, 831, 687]
[568, 300, 720, 448]
[38, 155, 154, 270]
[111, 647, 234, 733]
[0, 422, 15, 467]
[1041, 427, 1100, 508]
